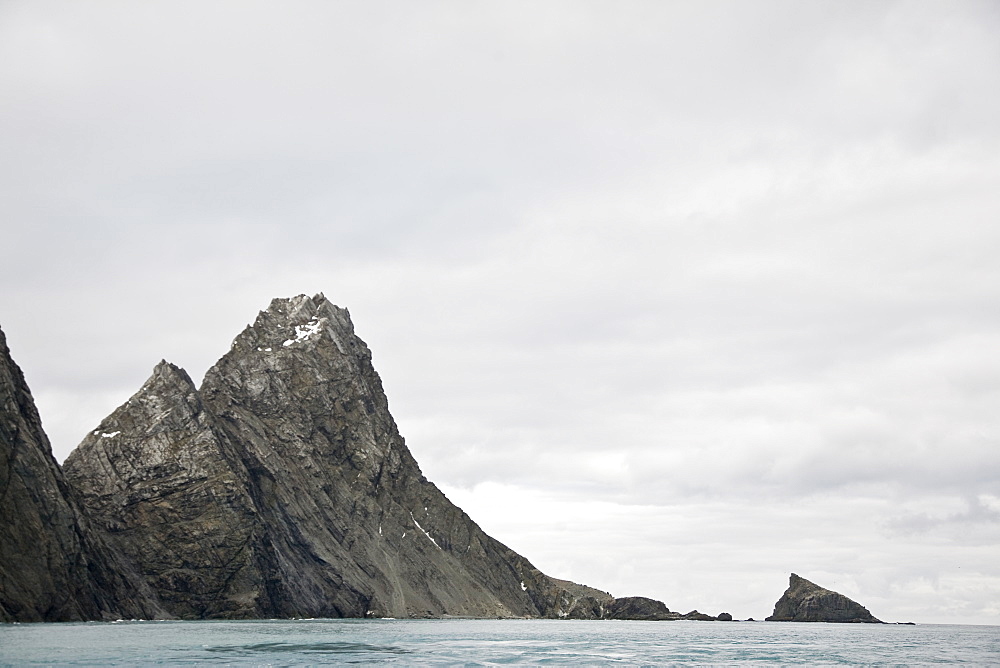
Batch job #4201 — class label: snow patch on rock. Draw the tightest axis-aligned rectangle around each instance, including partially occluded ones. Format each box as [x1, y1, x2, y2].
[282, 318, 323, 347]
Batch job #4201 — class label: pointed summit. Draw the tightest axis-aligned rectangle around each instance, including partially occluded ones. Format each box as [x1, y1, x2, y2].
[766, 573, 882, 623]
[225, 293, 356, 361]
[64, 295, 616, 619]
[64, 360, 270, 619]
[149, 359, 196, 389]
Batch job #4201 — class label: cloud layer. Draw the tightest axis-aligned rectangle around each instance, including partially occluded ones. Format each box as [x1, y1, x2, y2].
[2, 0, 998, 623]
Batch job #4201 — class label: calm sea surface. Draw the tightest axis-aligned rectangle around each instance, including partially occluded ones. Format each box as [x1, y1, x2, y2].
[1, 618, 998, 665]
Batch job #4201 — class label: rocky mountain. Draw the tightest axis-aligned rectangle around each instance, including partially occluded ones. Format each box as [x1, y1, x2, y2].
[766, 573, 882, 623]
[62, 294, 628, 620]
[0, 325, 162, 622]
[0, 294, 730, 622]
[7, 297, 888, 624]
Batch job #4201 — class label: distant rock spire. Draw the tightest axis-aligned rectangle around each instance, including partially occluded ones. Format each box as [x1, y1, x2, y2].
[766, 573, 882, 623]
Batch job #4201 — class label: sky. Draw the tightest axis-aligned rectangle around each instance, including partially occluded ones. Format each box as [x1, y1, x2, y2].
[1, 0, 999, 624]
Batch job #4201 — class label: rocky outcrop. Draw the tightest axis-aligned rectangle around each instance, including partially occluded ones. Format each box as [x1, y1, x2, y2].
[0, 325, 162, 622]
[63, 294, 626, 620]
[62, 362, 268, 619]
[606, 596, 678, 620]
[602, 597, 724, 621]
[766, 573, 882, 623]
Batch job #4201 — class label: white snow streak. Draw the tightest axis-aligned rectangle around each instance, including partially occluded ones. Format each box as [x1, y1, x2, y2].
[410, 512, 442, 550]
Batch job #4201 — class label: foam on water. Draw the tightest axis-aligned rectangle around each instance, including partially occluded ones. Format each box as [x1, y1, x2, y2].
[1, 618, 998, 665]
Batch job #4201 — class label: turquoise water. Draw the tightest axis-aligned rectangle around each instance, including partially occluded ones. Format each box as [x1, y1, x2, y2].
[1, 618, 998, 665]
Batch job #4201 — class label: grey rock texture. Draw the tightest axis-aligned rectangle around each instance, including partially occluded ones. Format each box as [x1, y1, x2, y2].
[766, 573, 882, 623]
[0, 325, 162, 622]
[606, 596, 680, 620]
[602, 597, 721, 621]
[64, 294, 620, 619]
[63, 362, 267, 619]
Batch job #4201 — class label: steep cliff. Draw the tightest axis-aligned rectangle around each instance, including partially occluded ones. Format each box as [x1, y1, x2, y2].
[62, 362, 269, 619]
[766, 573, 882, 623]
[0, 325, 162, 622]
[64, 294, 615, 619]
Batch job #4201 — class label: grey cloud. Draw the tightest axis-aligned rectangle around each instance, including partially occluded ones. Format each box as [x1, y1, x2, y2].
[2, 0, 999, 623]
[886, 494, 1000, 540]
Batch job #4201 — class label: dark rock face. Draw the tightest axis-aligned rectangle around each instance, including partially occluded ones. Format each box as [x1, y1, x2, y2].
[766, 573, 882, 623]
[604, 597, 722, 621]
[63, 295, 616, 619]
[606, 596, 678, 620]
[63, 362, 267, 619]
[0, 326, 162, 622]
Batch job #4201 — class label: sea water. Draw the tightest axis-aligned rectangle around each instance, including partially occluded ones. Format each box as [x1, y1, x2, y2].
[1, 618, 998, 665]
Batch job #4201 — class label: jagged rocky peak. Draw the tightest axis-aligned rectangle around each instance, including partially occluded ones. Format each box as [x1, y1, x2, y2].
[201, 292, 395, 478]
[766, 573, 882, 623]
[63, 295, 542, 619]
[59, 295, 710, 621]
[65, 359, 207, 510]
[230, 293, 356, 356]
[63, 358, 272, 619]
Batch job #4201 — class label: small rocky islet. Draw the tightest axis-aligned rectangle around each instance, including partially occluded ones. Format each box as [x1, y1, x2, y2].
[766, 573, 882, 623]
[1, 294, 884, 624]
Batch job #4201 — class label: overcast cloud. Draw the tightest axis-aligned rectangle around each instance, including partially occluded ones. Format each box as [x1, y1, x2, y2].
[2, 0, 999, 624]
